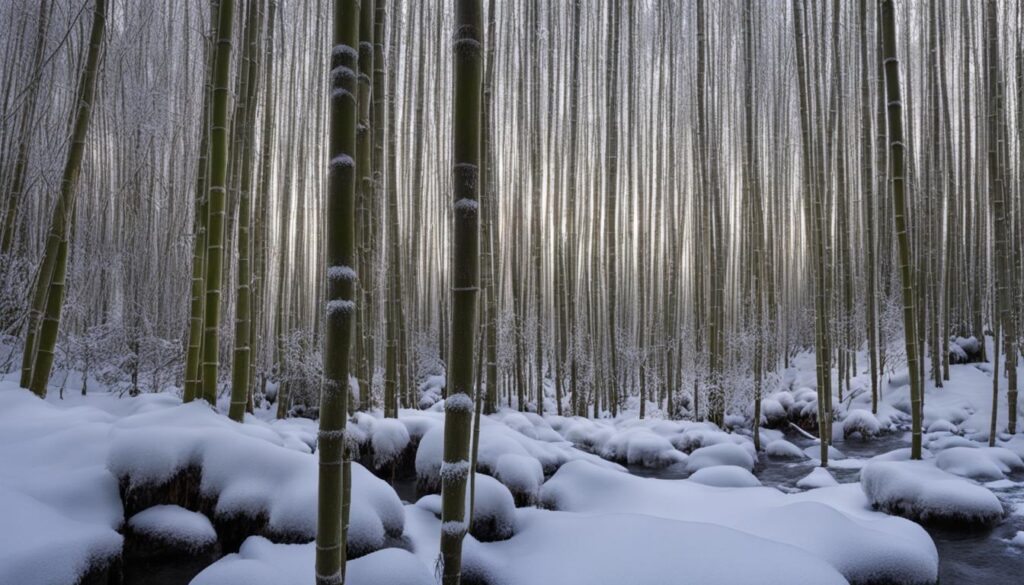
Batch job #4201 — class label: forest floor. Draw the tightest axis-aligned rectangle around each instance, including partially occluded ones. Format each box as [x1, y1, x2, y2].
[1, 340, 1023, 585]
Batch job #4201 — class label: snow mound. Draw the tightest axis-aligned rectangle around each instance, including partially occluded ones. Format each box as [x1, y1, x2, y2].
[127, 505, 216, 552]
[105, 399, 404, 553]
[861, 460, 1004, 526]
[685, 442, 755, 472]
[469, 473, 517, 541]
[191, 536, 433, 585]
[688, 465, 761, 488]
[766, 439, 807, 460]
[842, 410, 881, 438]
[461, 509, 848, 585]
[369, 417, 411, 467]
[0, 485, 122, 585]
[494, 453, 545, 505]
[598, 427, 685, 468]
[934, 446, 1023, 481]
[804, 444, 846, 462]
[797, 467, 839, 489]
[540, 461, 937, 584]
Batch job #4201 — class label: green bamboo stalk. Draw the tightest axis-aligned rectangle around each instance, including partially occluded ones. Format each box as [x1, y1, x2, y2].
[26, 0, 106, 397]
[185, 0, 221, 404]
[316, 0, 359, 582]
[439, 0, 482, 581]
[199, 0, 235, 406]
[880, 0, 923, 459]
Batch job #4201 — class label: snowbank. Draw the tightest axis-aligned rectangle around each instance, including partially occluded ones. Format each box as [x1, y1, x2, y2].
[0, 485, 122, 585]
[541, 460, 938, 584]
[191, 537, 434, 585]
[106, 398, 404, 554]
[861, 460, 1004, 526]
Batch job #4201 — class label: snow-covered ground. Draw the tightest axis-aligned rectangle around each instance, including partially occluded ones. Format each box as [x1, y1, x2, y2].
[2, 339, 1023, 585]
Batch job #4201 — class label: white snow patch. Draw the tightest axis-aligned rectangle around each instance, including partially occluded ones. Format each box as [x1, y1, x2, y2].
[127, 505, 216, 551]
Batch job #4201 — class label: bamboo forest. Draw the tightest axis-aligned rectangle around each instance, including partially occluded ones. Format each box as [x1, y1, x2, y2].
[3, 0, 1024, 583]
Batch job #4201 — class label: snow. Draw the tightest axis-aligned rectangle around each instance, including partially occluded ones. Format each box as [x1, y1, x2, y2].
[105, 397, 404, 551]
[462, 509, 849, 585]
[539, 461, 938, 584]
[688, 465, 762, 488]
[469, 473, 516, 541]
[369, 417, 411, 467]
[0, 485, 122, 585]
[494, 453, 544, 504]
[842, 409, 881, 438]
[127, 505, 216, 551]
[192, 537, 434, 585]
[685, 442, 755, 472]
[797, 467, 839, 489]
[861, 460, 1004, 526]
[934, 447, 1018, 481]
[766, 438, 807, 459]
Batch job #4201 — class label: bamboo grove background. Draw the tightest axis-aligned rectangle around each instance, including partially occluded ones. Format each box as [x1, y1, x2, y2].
[1, 0, 1022, 424]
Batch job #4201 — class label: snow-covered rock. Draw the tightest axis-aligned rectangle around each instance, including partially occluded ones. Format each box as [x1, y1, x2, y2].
[688, 465, 761, 488]
[469, 473, 516, 541]
[127, 505, 216, 553]
[861, 460, 1004, 526]
[369, 417, 411, 468]
[842, 409, 881, 439]
[797, 467, 839, 489]
[685, 442, 755, 472]
[766, 439, 806, 460]
[935, 446, 1024, 481]
[494, 453, 545, 506]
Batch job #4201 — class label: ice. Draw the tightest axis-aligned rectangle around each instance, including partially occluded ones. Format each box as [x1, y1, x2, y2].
[861, 460, 1004, 526]
[127, 505, 216, 551]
